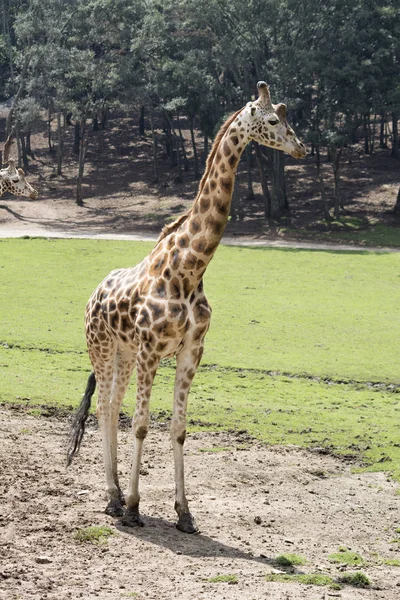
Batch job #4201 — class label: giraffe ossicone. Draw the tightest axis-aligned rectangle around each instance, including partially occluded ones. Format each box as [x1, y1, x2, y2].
[0, 159, 38, 200]
[67, 82, 306, 533]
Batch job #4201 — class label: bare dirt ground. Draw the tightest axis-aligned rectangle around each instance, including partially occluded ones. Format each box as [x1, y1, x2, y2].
[1, 405, 400, 600]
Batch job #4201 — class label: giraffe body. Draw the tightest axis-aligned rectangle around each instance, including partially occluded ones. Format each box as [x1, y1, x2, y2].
[0, 160, 38, 199]
[68, 82, 306, 532]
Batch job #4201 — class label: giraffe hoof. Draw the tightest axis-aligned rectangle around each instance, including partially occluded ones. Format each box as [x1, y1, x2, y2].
[176, 512, 199, 534]
[105, 499, 124, 518]
[119, 508, 145, 528]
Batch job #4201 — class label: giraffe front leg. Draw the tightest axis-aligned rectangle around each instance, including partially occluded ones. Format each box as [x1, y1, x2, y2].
[172, 344, 203, 534]
[121, 350, 160, 527]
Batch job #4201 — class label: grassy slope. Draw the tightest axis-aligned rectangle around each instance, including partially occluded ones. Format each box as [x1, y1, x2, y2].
[1, 238, 399, 476]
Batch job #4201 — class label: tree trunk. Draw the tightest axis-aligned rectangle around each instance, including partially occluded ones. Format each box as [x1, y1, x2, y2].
[4, 0, 15, 89]
[5, 109, 13, 140]
[3, 133, 14, 164]
[273, 150, 288, 214]
[148, 104, 159, 183]
[48, 107, 53, 152]
[76, 117, 90, 206]
[254, 142, 272, 219]
[15, 122, 22, 168]
[262, 148, 279, 218]
[379, 113, 387, 148]
[177, 112, 189, 171]
[139, 105, 145, 136]
[202, 135, 209, 163]
[163, 112, 174, 164]
[3, 58, 28, 164]
[391, 113, 399, 158]
[229, 178, 244, 222]
[174, 133, 183, 183]
[73, 122, 80, 155]
[370, 114, 377, 155]
[315, 145, 330, 221]
[363, 113, 370, 154]
[57, 111, 63, 176]
[189, 117, 199, 180]
[20, 133, 29, 172]
[92, 115, 99, 131]
[26, 132, 34, 158]
[245, 144, 254, 201]
[331, 146, 343, 218]
[394, 187, 400, 214]
[100, 104, 108, 129]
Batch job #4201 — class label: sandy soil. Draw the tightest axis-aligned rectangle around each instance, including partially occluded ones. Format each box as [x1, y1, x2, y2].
[1, 405, 399, 600]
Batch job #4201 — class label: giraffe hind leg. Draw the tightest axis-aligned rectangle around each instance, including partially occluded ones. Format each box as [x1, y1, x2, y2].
[95, 345, 136, 518]
[107, 347, 136, 516]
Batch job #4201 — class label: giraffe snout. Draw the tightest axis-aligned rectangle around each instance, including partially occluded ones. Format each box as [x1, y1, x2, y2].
[291, 142, 307, 159]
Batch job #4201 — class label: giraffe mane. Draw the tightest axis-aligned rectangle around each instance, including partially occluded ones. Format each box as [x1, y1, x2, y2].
[156, 107, 243, 245]
[156, 209, 192, 243]
[197, 108, 242, 197]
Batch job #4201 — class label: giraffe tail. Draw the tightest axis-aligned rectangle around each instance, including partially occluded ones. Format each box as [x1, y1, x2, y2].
[67, 371, 96, 466]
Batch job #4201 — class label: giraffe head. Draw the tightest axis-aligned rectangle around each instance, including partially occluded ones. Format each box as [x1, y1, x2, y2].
[0, 160, 38, 200]
[240, 81, 306, 159]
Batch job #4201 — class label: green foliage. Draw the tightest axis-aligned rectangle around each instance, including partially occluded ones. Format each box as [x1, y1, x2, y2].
[382, 559, 400, 567]
[3, 0, 399, 214]
[337, 572, 370, 587]
[74, 525, 115, 544]
[265, 573, 336, 587]
[5, 0, 399, 146]
[207, 574, 238, 583]
[275, 553, 307, 567]
[328, 549, 365, 567]
[15, 97, 42, 133]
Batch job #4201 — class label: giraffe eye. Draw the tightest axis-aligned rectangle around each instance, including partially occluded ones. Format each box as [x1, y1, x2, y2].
[268, 119, 279, 126]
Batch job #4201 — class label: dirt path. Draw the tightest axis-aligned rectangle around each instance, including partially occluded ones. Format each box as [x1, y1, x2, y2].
[0, 223, 399, 253]
[1, 406, 399, 600]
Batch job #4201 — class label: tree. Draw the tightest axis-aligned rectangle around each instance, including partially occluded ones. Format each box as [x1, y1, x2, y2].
[2, 0, 399, 221]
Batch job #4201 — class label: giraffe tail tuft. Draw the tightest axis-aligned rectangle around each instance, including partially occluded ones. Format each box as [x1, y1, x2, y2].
[67, 372, 96, 466]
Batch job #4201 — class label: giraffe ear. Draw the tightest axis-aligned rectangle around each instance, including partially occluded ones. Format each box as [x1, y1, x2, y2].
[275, 103, 287, 120]
[250, 104, 256, 117]
[17, 168, 26, 178]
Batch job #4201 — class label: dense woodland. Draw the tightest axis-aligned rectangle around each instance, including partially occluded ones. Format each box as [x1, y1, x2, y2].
[1, 0, 400, 218]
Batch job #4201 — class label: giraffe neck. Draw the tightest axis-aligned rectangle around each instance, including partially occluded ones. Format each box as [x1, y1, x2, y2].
[178, 120, 249, 277]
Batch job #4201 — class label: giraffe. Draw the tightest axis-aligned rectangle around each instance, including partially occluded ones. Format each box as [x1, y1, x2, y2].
[0, 159, 38, 199]
[67, 82, 306, 533]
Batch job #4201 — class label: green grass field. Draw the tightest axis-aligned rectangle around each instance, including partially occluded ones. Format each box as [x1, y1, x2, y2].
[1, 238, 399, 477]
